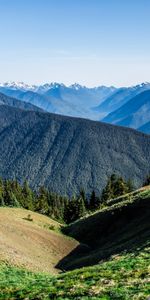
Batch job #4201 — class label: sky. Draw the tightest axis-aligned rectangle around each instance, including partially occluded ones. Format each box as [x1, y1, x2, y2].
[0, 0, 149, 87]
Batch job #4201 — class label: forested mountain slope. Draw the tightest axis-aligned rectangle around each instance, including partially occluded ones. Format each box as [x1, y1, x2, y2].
[1, 105, 150, 195]
[0, 92, 42, 112]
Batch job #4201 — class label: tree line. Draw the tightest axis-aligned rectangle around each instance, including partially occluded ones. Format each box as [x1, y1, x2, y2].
[0, 174, 146, 224]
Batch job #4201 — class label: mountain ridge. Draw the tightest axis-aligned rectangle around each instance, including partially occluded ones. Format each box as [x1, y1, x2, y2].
[103, 90, 150, 129]
[0, 92, 43, 112]
[0, 83, 116, 120]
[95, 82, 150, 116]
[1, 81, 150, 128]
[138, 121, 150, 134]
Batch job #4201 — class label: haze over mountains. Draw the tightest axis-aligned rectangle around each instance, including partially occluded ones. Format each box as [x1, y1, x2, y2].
[0, 82, 116, 120]
[0, 81, 150, 133]
[96, 83, 150, 116]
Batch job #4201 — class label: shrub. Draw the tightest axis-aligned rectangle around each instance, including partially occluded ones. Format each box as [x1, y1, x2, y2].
[24, 214, 33, 222]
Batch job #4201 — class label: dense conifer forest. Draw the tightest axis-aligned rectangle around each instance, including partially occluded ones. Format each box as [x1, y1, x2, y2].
[1, 105, 150, 197]
[0, 174, 137, 224]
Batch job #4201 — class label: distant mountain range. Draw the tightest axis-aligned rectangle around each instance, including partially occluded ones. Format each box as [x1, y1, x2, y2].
[0, 82, 116, 120]
[1, 104, 150, 196]
[95, 83, 150, 115]
[0, 81, 150, 133]
[103, 90, 150, 129]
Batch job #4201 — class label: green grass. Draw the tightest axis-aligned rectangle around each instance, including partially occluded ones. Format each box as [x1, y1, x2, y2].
[59, 189, 150, 270]
[0, 243, 150, 300]
[105, 188, 146, 208]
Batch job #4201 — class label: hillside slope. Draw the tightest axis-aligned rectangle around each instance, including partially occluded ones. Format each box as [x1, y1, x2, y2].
[95, 87, 140, 116]
[1, 105, 150, 195]
[103, 90, 150, 129]
[0, 188, 150, 299]
[95, 83, 150, 117]
[1, 243, 150, 299]
[0, 92, 42, 112]
[0, 207, 78, 273]
[61, 187, 150, 270]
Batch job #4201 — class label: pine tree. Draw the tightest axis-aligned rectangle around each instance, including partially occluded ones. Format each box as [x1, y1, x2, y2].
[101, 174, 130, 203]
[3, 180, 12, 206]
[143, 175, 150, 186]
[77, 197, 86, 218]
[22, 181, 34, 210]
[89, 190, 100, 211]
[0, 178, 4, 206]
[126, 179, 134, 192]
[36, 186, 49, 214]
[79, 188, 88, 209]
[113, 176, 128, 197]
[101, 178, 113, 203]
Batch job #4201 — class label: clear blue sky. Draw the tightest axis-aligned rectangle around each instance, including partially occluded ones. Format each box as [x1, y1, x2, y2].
[0, 0, 149, 86]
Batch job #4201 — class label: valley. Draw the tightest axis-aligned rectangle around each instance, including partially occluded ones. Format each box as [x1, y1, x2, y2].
[0, 88, 150, 299]
[0, 186, 150, 299]
[1, 1, 150, 299]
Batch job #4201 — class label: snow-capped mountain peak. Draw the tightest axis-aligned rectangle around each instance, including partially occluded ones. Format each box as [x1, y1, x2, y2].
[69, 83, 85, 90]
[132, 82, 150, 89]
[36, 82, 66, 94]
[0, 82, 37, 91]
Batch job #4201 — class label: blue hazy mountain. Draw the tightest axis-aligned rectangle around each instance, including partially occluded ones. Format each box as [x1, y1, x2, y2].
[102, 90, 150, 130]
[1, 82, 150, 131]
[0, 92, 42, 112]
[138, 121, 150, 134]
[95, 83, 150, 117]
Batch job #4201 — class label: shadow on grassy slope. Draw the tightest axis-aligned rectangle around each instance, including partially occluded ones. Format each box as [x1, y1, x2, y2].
[57, 190, 150, 270]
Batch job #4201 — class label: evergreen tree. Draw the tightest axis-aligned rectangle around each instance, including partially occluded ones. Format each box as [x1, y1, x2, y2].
[64, 196, 80, 224]
[0, 175, 138, 224]
[36, 186, 49, 214]
[113, 176, 128, 197]
[79, 188, 88, 209]
[126, 179, 134, 192]
[0, 178, 4, 206]
[101, 174, 130, 203]
[143, 175, 150, 186]
[63, 195, 86, 223]
[22, 180, 34, 210]
[3, 180, 12, 206]
[101, 178, 113, 203]
[76, 197, 86, 218]
[89, 190, 95, 210]
[63, 197, 70, 223]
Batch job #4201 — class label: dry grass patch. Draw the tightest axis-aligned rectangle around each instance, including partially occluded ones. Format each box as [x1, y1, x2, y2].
[0, 207, 79, 273]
